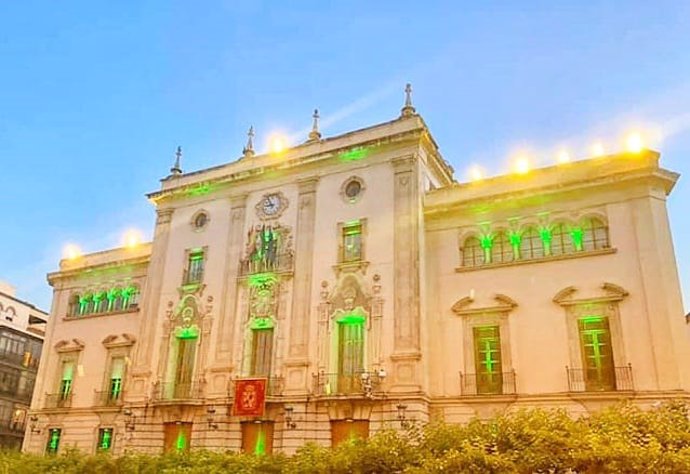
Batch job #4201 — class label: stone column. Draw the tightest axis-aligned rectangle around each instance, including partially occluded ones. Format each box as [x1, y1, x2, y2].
[391, 156, 422, 391]
[285, 177, 319, 393]
[129, 208, 174, 399]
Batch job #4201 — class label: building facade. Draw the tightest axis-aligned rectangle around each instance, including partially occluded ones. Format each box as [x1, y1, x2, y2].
[0, 281, 47, 449]
[24, 91, 690, 455]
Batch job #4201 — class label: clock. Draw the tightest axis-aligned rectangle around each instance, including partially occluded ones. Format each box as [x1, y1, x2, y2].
[256, 192, 287, 219]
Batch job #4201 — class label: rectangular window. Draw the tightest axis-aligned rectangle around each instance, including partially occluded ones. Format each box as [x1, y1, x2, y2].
[97, 428, 114, 451]
[578, 316, 615, 391]
[173, 336, 197, 398]
[184, 249, 205, 285]
[46, 428, 61, 454]
[250, 329, 274, 376]
[59, 361, 74, 399]
[108, 357, 125, 401]
[473, 326, 503, 395]
[341, 222, 362, 262]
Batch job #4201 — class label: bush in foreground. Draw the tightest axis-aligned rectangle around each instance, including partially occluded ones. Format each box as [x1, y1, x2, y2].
[4, 402, 690, 474]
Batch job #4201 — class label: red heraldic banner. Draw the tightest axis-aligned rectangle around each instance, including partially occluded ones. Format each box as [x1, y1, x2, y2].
[233, 378, 267, 417]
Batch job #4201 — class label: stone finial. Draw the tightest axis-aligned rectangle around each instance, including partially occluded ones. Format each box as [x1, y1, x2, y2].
[307, 109, 322, 142]
[400, 83, 416, 118]
[243, 126, 255, 158]
[170, 146, 183, 176]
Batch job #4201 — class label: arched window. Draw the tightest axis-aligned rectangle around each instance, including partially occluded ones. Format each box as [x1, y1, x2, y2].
[520, 227, 545, 260]
[106, 288, 121, 312]
[461, 236, 484, 267]
[491, 231, 514, 264]
[581, 217, 609, 251]
[550, 223, 575, 256]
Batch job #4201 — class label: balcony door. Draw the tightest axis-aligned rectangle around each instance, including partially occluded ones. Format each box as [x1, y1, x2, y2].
[173, 334, 197, 398]
[473, 326, 503, 395]
[337, 317, 364, 393]
[578, 316, 615, 391]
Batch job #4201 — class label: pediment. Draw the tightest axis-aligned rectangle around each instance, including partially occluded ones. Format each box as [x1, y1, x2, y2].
[102, 333, 137, 348]
[54, 338, 85, 353]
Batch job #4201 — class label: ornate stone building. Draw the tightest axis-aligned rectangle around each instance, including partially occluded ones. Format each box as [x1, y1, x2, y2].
[23, 87, 690, 455]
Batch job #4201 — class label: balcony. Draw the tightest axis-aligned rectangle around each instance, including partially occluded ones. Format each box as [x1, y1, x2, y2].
[44, 393, 73, 409]
[459, 371, 517, 396]
[312, 371, 386, 398]
[0, 349, 40, 370]
[0, 420, 26, 437]
[231, 376, 284, 398]
[94, 390, 124, 408]
[566, 365, 634, 392]
[239, 252, 293, 277]
[152, 381, 204, 404]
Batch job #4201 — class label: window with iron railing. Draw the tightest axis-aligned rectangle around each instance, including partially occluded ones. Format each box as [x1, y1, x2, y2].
[578, 316, 615, 391]
[473, 326, 503, 395]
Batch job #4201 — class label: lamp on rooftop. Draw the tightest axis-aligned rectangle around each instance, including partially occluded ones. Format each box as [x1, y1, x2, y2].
[123, 229, 143, 249]
[268, 134, 288, 154]
[625, 132, 644, 153]
[514, 156, 530, 175]
[63, 244, 82, 260]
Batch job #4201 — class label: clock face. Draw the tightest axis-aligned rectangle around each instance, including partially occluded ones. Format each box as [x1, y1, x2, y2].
[262, 194, 281, 215]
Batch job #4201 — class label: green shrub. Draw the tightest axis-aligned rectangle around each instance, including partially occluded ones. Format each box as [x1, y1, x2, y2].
[4, 402, 690, 474]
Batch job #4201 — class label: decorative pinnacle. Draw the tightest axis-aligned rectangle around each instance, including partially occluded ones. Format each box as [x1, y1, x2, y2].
[243, 126, 255, 158]
[307, 109, 322, 142]
[170, 146, 183, 176]
[400, 83, 416, 118]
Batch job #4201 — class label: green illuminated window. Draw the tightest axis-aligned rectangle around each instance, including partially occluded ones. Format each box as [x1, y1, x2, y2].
[108, 357, 125, 401]
[106, 288, 120, 312]
[473, 326, 503, 395]
[479, 234, 494, 264]
[59, 361, 74, 399]
[342, 222, 362, 262]
[184, 249, 205, 285]
[578, 316, 615, 391]
[79, 295, 91, 315]
[173, 334, 197, 398]
[490, 232, 514, 264]
[550, 223, 575, 255]
[46, 428, 61, 454]
[97, 428, 113, 452]
[461, 236, 484, 266]
[508, 232, 522, 260]
[250, 328, 274, 376]
[519, 227, 545, 260]
[241, 421, 274, 455]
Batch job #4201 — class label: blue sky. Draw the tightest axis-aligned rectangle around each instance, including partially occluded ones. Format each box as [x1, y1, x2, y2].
[2, 1, 689, 312]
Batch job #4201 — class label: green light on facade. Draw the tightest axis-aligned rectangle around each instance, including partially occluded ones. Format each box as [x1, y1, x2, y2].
[251, 317, 274, 330]
[339, 312, 366, 325]
[176, 326, 199, 340]
[508, 231, 521, 259]
[570, 227, 584, 251]
[338, 147, 369, 162]
[255, 429, 267, 455]
[47, 429, 60, 454]
[99, 429, 112, 451]
[480, 234, 494, 263]
[247, 272, 278, 288]
[176, 430, 187, 451]
[187, 183, 216, 197]
[539, 228, 553, 255]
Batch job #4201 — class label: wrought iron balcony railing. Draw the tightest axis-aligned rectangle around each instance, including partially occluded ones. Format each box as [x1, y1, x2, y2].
[44, 392, 73, 409]
[94, 390, 124, 407]
[459, 370, 517, 396]
[239, 252, 293, 276]
[566, 364, 634, 392]
[152, 381, 203, 402]
[0, 420, 26, 435]
[312, 371, 386, 397]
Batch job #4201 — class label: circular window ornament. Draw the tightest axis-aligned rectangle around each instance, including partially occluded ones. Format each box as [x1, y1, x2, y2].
[190, 210, 209, 231]
[341, 176, 365, 203]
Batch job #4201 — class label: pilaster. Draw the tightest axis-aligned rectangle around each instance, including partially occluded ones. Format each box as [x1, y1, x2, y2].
[285, 177, 319, 393]
[391, 155, 422, 391]
[129, 208, 174, 400]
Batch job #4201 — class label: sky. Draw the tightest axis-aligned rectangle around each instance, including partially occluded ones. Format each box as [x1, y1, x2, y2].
[2, 1, 690, 312]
